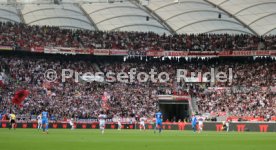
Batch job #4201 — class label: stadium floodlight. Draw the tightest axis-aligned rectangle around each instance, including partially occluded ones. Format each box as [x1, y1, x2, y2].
[218, 13, 221, 19]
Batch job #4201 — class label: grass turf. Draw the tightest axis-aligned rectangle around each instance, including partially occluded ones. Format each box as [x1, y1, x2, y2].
[0, 129, 275, 150]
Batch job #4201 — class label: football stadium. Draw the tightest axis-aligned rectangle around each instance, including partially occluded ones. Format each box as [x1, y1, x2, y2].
[0, 0, 276, 150]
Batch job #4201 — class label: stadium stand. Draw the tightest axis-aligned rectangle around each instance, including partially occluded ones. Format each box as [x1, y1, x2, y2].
[0, 22, 276, 51]
[0, 54, 275, 121]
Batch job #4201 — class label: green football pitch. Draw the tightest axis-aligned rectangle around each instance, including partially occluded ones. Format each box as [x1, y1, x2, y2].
[0, 129, 275, 150]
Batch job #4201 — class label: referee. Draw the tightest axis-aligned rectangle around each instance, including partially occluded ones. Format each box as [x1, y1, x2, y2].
[9, 113, 16, 130]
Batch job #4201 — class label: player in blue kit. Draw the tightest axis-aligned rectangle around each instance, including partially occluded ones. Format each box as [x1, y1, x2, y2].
[154, 111, 162, 134]
[41, 110, 49, 134]
[191, 115, 197, 132]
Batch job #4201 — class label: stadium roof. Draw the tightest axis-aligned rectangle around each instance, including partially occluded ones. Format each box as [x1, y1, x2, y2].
[0, 0, 275, 35]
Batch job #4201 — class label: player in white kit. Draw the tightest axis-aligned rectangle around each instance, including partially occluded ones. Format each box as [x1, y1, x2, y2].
[117, 118, 122, 130]
[37, 114, 42, 130]
[198, 116, 204, 133]
[139, 117, 146, 131]
[69, 118, 74, 130]
[98, 112, 107, 134]
[225, 120, 230, 132]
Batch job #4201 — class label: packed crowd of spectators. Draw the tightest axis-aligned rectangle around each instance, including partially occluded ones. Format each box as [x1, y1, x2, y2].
[196, 88, 275, 118]
[0, 54, 275, 121]
[0, 55, 159, 121]
[1, 22, 276, 51]
[102, 57, 276, 120]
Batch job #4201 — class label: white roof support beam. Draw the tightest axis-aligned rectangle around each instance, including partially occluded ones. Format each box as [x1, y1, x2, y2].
[77, 3, 99, 30]
[204, 0, 259, 36]
[132, 0, 176, 34]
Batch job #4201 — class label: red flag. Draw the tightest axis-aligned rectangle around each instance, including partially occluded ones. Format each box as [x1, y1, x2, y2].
[11, 90, 30, 107]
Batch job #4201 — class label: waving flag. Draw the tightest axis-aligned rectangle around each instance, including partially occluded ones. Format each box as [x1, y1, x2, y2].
[11, 90, 30, 107]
